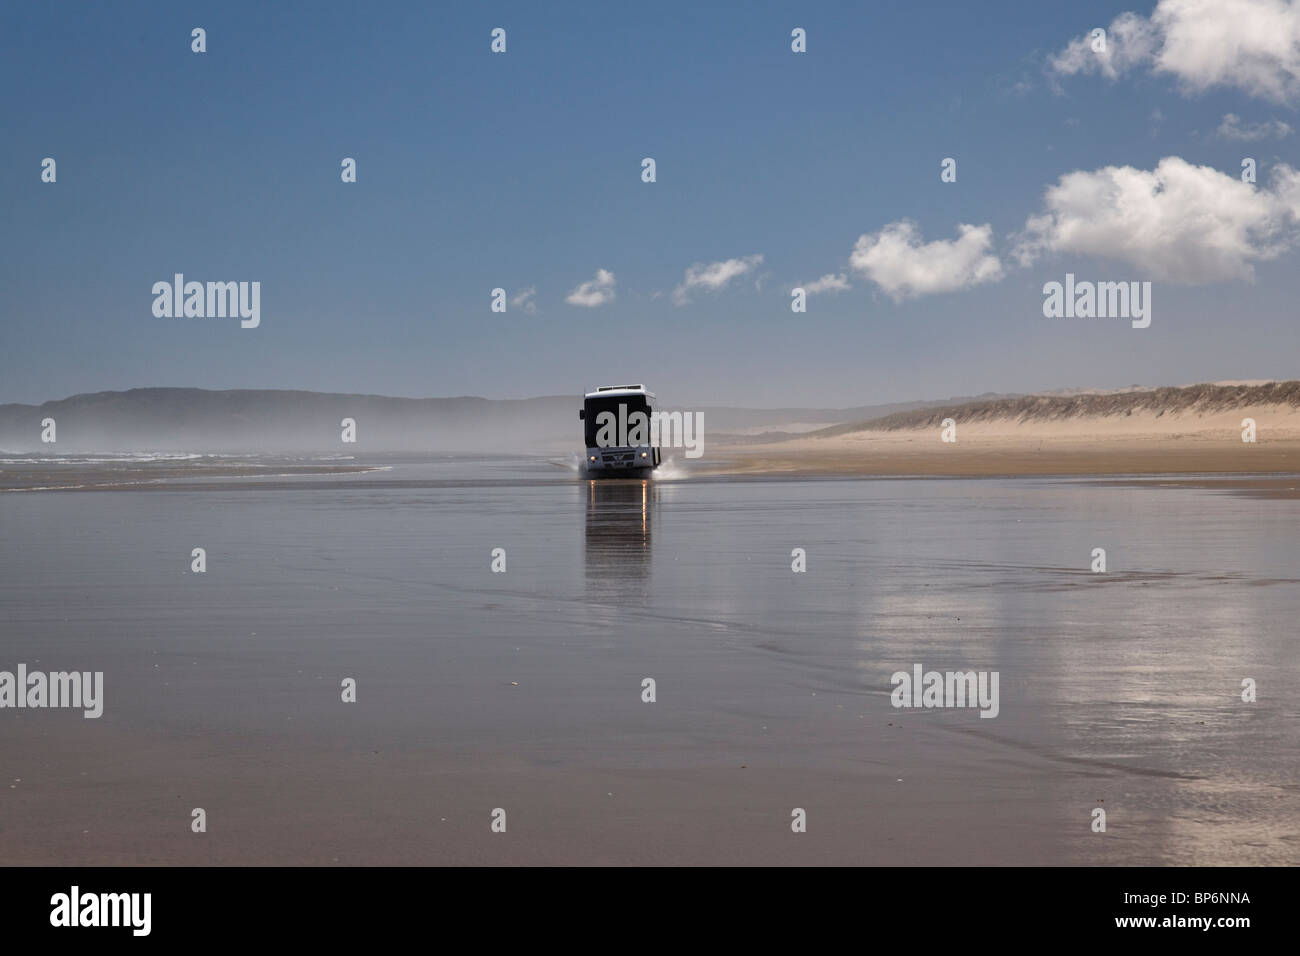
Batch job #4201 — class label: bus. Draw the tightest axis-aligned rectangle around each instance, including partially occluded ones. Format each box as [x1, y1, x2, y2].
[579, 384, 661, 476]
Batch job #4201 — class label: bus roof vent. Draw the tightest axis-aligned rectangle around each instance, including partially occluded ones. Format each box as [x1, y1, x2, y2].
[596, 384, 644, 391]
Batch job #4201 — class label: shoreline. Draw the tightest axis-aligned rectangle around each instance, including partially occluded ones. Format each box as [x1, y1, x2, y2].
[0, 463, 383, 493]
[700, 433, 1300, 479]
[6, 439, 1300, 492]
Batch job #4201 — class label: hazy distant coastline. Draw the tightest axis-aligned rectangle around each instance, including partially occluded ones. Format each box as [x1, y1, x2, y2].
[4, 382, 1300, 480]
[0, 386, 1007, 454]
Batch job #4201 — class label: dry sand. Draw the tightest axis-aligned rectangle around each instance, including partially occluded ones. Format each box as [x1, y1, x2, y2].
[705, 404, 1300, 478]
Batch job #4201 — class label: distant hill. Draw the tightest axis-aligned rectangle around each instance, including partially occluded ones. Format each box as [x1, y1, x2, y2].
[0, 388, 577, 453]
[0, 387, 1009, 453]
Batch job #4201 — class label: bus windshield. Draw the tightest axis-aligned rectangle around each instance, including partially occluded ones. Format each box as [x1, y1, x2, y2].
[584, 395, 651, 448]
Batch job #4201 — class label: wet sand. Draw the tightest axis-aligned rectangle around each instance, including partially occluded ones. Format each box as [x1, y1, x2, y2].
[1094, 476, 1300, 500]
[706, 436, 1300, 478]
[2, 457, 1297, 865]
[0, 460, 379, 493]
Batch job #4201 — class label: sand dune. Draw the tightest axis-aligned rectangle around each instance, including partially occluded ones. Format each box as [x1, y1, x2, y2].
[710, 382, 1300, 477]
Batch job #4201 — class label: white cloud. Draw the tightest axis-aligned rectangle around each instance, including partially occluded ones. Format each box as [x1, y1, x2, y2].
[510, 287, 538, 314]
[1051, 1, 1300, 104]
[672, 254, 764, 305]
[1050, 11, 1159, 80]
[848, 221, 1004, 300]
[801, 273, 852, 295]
[565, 269, 616, 307]
[1216, 112, 1294, 140]
[1013, 156, 1300, 282]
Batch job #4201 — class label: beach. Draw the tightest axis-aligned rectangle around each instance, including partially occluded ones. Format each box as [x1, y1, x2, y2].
[2, 456, 1296, 865]
[707, 403, 1300, 478]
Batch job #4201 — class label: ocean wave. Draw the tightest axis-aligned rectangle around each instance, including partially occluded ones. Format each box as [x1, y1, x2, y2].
[0, 452, 206, 464]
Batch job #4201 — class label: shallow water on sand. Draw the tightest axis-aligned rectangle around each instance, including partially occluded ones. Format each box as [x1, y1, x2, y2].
[1, 457, 1297, 865]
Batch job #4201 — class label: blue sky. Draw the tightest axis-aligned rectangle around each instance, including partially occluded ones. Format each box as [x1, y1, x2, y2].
[3, 0, 1298, 406]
